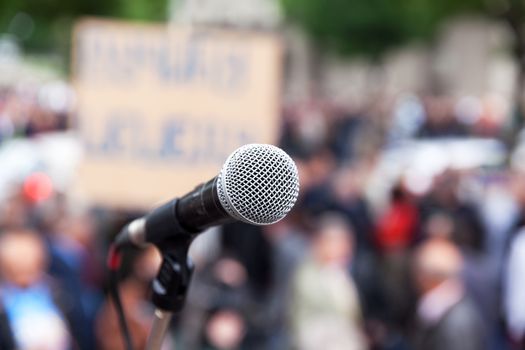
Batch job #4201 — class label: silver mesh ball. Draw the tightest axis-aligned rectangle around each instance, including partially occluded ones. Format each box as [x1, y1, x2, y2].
[216, 144, 300, 225]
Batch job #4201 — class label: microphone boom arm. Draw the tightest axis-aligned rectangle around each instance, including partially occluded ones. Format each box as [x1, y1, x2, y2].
[113, 199, 198, 350]
[145, 199, 196, 350]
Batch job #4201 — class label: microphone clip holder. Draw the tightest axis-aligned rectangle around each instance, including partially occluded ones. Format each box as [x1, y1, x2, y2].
[145, 200, 199, 350]
[145, 238, 195, 350]
[151, 237, 194, 313]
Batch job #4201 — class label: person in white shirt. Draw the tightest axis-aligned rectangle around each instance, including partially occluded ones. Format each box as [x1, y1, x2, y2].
[504, 228, 525, 346]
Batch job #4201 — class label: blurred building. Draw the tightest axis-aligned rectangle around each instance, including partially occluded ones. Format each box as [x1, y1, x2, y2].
[170, 0, 282, 28]
[321, 17, 516, 106]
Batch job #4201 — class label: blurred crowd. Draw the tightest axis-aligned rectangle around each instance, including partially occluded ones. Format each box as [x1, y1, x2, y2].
[1, 85, 525, 350]
[0, 83, 70, 142]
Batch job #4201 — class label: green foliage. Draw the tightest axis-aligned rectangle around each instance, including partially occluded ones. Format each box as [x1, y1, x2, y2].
[113, 0, 167, 21]
[0, 0, 168, 53]
[281, 0, 485, 58]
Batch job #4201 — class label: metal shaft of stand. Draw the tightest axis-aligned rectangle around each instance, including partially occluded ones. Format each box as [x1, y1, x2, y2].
[145, 309, 173, 350]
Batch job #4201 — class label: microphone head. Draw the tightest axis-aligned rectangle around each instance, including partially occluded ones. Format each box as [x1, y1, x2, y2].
[216, 144, 300, 225]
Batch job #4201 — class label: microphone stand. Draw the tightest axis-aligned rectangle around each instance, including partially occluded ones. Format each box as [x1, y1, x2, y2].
[145, 230, 195, 350]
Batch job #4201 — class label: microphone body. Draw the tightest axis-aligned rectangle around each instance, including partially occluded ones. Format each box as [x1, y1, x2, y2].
[108, 143, 301, 350]
[114, 144, 300, 248]
[116, 177, 231, 247]
[177, 177, 232, 231]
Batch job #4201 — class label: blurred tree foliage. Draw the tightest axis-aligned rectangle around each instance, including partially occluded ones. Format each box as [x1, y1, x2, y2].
[280, 0, 486, 58]
[0, 0, 167, 53]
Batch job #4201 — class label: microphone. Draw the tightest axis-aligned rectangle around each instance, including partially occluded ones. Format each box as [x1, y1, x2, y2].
[115, 144, 300, 247]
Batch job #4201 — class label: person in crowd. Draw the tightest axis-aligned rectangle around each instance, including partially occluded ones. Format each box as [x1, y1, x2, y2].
[290, 213, 367, 350]
[419, 170, 486, 252]
[280, 101, 330, 158]
[412, 237, 486, 350]
[0, 89, 15, 143]
[262, 218, 309, 350]
[0, 188, 32, 230]
[0, 228, 74, 350]
[202, 306, 247, 350]
[300, 148, 338, 218]
[95, 245, 162, 350]
[375, 184, 419, 252]
[422, 199, 501, 348]
[329, 105, 365, 162]
[330, 164, 375, 254]
[374, 184, 419, 343]
[499, 171, 525, 349]
[504, 226, 525, 348]
[43, 205, 104, 350]
[179, 252, 253, 349]
[416, 95, 468, 138]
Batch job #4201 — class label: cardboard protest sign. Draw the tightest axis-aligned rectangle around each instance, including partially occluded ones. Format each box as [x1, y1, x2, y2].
[73, 19, 281, 209]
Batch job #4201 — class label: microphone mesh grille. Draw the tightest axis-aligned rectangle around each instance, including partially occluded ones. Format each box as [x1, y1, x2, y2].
[217, 144, 300, 225]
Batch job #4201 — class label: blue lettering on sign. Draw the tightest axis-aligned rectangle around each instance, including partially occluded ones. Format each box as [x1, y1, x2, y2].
[228, 54, 247, 90]
[96, 115, 140, 154]
[83, 112, 257, 166]
[157, 44, 172, 82]
[159, 120, 184, 158]
[182, 42, 200, 83]
[99, 120, 123, 153]
[126, 39, 146, 68]
[79, 31, 251, 93]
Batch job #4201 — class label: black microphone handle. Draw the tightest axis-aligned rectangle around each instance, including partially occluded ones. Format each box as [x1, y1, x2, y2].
[115, 177, 233, 247]
[175, 176, 233, 233]
[145, 176, 233, 244]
